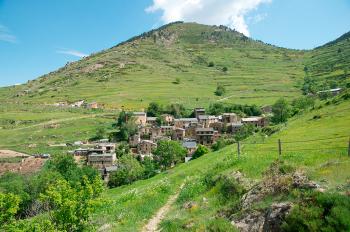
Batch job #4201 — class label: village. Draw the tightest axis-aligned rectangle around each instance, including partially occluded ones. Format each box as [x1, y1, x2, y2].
[69, 107, 269, 180]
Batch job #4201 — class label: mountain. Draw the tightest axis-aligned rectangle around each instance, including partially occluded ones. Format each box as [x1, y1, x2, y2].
[0, 22, 306, 109]
[0, 22, 349, 155]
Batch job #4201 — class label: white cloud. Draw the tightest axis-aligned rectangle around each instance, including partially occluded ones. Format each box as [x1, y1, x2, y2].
[146, 0, 271, 36]
[56, 49, 88, 58]
[0, 24, 17, 43]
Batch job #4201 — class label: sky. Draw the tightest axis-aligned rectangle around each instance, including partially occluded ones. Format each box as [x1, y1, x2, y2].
[0, 0, 349, 87]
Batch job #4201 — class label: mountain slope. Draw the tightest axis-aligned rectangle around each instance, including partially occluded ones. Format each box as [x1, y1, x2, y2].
[91, 98, 350, 231]
[303, 31, 350, 93]
[1, 22, 305, 109]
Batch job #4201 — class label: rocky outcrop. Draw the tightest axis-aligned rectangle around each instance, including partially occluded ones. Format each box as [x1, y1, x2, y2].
[232, 202, 293, 232]
[231, 163, 321, 232]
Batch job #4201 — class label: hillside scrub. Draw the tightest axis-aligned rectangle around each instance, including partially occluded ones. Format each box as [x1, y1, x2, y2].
[208, 102, 262, 116]
[282, 192, 350, 231]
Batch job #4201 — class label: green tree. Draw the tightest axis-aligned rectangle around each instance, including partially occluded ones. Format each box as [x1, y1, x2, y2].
[40, 176, 104, 232]
[95, 127, 106, 140]
[115, 142, 131, 158]
[166, 104, 187, 118]
[142, 157, 158, 179]
[271, 98, 291, 124]
[208, 102, 225, 115]
[222, 66, 228, 72]
[173, 77, 181, 84]
[108, 155, 144, 187]
[191, 145, 209, 159]
[215, 84, 226, 96]
[147, 102, 163, 117]
[0, 192, 21, 225]
[153, 141, 187, 169]
[234, 124, 255, 142]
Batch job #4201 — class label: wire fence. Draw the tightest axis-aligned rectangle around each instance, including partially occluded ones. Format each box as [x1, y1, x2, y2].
[236, 135, 350, 159]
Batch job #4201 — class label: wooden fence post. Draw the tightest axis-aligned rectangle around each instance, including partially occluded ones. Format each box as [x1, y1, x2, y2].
[278, 139, 282, 160]
[237, 141, 241, 159]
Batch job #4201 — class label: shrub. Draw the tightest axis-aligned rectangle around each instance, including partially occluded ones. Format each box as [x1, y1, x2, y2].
[40, 176, 104, 232]
[192, 145, 209, 159]
[208, 61, 215, 67]
[272, 98, 291, 124]
[282, 192, 350, 232]
[153, 140, 187, 169]
[0, 192, 21, 225]
[222, 67, 228, 72]
[215, 84, 226, 96]
[108, 155, 144, 187]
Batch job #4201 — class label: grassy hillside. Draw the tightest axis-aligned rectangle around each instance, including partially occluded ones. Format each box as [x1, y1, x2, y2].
[0, 23, 348, 156]
[0, 23, 305, 109]
[303, 31, 350, 92]
[91, 98, 350, 231]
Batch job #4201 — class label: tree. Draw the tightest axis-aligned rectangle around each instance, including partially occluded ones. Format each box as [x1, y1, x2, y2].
[222, 67, 228, 72]
[147, 102, 163, 117]
[115, 142, 131, 158]
[142, 157, 158, 179]
[192, 145, 209, 159]
[108, 155, 144, 187]
[40, 176, 104, 231]
[215, 84, 226, 96]
[0, 192, 21, 225]
[93, 127, 106, 141]
[208, 102, 225, 115]
[233, 124, 255, 142]
[153, 141, 187, 169]
[271, 98, 291, 124]
[208, 61, 215, 67]
[165, 104, 187, 118]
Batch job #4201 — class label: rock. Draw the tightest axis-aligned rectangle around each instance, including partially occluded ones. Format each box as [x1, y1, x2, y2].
[232, 211, 265, 232]
[183, 201, 197, 210]
[292, 171, 318, 189]
[232, 202, 293, 232]
[263, 202, 293, 232]
[241, 185, 264, 210]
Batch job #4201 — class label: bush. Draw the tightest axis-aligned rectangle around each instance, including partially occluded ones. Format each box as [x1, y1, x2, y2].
[192, 145, 209, 159]
[215, 84, 226, 96]
[282, 192, 350, 232]
[272, 98, 291, 124]
[108, 155, 144, 187]
[222, 67, 228, 72]
[208, 61, 215, 67]
[0, 192, 21, 225]
[153, 140, 187, 169]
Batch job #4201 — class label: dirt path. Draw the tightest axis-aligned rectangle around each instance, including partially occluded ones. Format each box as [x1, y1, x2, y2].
[10, 113, 106, 131]
[142, 184, 184, 232]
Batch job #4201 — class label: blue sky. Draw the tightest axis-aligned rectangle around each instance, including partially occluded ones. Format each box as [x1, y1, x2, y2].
[0, 0, 349, 86]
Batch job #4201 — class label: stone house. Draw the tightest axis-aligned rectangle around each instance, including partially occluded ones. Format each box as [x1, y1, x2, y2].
[182, 140, 197, 156]
[241, 117, 268, 127]
[174, 118, 198, 129]
[129, 133, 141, 147]
[194, 108, 206, 119]
[196, 128, 218, 145]
[133, 112, 147, 126]
[138, 140, 157, 155]
[85, 102, 99, 109]
[198, 115, 219, 128]
[87, 153, 116, 169]
[146, 117, 158, 126]
[161, 114, 174, 125]
[173, 128, 186, 141]
[222, 113, 239, 124]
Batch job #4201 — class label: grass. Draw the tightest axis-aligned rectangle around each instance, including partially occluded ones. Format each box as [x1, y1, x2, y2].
[90, 98, 350, 231]
[0, 23, 306, 109]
